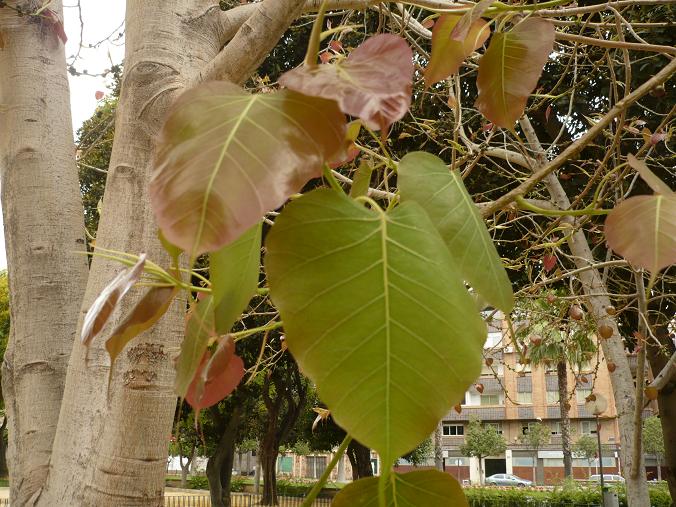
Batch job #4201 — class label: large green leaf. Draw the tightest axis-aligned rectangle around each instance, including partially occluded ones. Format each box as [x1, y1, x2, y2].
[150, 81, 345, 257]
[398, 152, 513, 313]
[605, 194, 676, 273]
[475, 18, 554, 128]
[333, 470, 468, 506]
[210, 222, 261, 334]
[265, 189, 485, 466]
[424, 14, 489, 88]
[175, 295, 215, 398]
[279, 34, 413, 132]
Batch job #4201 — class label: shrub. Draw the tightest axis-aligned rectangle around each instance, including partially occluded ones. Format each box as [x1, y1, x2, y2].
[187, 475, 209, 490]
[230, 477, 246, 492]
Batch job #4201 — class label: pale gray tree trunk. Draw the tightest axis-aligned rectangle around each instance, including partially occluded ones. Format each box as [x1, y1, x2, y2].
[434, 423, 443, 471]
[520, 117, 650, 507]
[0, 2, 89, 505]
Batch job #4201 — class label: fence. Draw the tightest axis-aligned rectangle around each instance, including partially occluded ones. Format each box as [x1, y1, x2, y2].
[165, 493, 332, 507]
[468, 502, 599, 507]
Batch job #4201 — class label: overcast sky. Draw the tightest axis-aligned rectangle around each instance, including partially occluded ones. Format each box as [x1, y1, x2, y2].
[0, 2, 126, 270]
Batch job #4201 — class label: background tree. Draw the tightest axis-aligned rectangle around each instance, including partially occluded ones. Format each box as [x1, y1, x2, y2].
[573, 435, 598, 478]
[400, 437, 434, 467]
[460, 419, 507, 485]
[519, 292, 597, 479]
[643, 416, 665, 482]
[519, 422, 551, 485]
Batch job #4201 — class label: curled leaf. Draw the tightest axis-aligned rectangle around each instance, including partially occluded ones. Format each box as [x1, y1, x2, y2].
[279, 34, 413, 132]
[105, 286, 177, 368]
[424, 14, 489, 87]
[626, 154, 673, 195]
[150, 82, 345, 256]
[185, 335, 245, 409]
[312, 407, 331, 432]
[475, 18, 554, 128]
[81, 254, 146, 346]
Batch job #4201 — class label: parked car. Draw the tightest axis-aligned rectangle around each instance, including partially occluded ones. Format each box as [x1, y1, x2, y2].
[485, 473, 533, 487]
[589, 474, 625, 483]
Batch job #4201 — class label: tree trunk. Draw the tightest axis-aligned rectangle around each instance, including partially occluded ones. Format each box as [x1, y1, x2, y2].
[180, 459, 190, 489]
[645, 324, 676, 499]
[207, 408, 241, 507]
[557, 361, 573, 478]
[519, 117, 650, 506]
[532, 452, 537, 485]
[347, 440, 374, 480]
[434, 423, 444, 471]
[0, 417, 7, 477]
[260, 439, 279, 506]
[36, 2, 224, 505]
[0, 2, 89, 504]
[478, 456, 484, 486]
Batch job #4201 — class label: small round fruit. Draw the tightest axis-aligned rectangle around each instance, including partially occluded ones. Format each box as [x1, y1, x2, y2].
[599, 325, 613, 340]
[569, 305, 584, 321]
[607, 362, 616, 373]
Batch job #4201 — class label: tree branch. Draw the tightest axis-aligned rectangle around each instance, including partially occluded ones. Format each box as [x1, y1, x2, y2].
[649, 351, 676, 391]
[481, 58, 676, 218]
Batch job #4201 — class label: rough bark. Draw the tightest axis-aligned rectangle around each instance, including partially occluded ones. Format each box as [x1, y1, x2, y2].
[434, 423, 444, 471]
[0, 417, 7, 477]
[519, 117, 650, 507]
[347, 440, 374, 480]
[37, 2, 222, 505]
[557, 361, 573, 478]
[260, 439, 279, 506]
[646, 325, 676, 500]
[207, 408, 241, 507]
[0, 2, 89, 504]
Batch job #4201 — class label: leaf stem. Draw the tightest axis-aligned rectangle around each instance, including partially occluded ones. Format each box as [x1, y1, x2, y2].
[304, 0, 329, 68]
[301, 434, 352, 507]
[231, 320, 283, 341]
[323, 163, 345, 194]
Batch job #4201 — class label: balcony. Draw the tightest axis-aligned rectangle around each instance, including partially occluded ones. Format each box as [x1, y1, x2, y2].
[446, 406, 506, 421]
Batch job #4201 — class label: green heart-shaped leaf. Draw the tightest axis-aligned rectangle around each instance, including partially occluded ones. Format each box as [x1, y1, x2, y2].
[333, 470, 468, 506]
[265, 189, 484, 466]
[398, 152, 513, 313]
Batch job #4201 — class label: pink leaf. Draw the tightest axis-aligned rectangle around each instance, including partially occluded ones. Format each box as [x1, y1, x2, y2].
[319, 51, 332, 64]
[543, 254, 557, 273]
[81, 254, 146, 346]
[95, 90, 105, 100]
[185, 335, 245, 409]
[650, 131, 666, 146]
[280, 34, 413, 132]
[329, 40, 343, 52]
[43, 9, 68, 45]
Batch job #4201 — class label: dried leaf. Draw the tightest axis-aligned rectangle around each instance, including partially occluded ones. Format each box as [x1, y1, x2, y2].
[424, 14, 490, 87]
[105, 286, 177, 367]
[645, 386, 658, 400]
[312, 407, 331, 432]
[185, 335, 245, 409]
[475, 19, 554, 128]
[605, 194, 676, 273]
[81, 254, 146, 346]
[150, 82, 345, 256]
[626, 154, 673, 195]
[280, 34, 413, 131]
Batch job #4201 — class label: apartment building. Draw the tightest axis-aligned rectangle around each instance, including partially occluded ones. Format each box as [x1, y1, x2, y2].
[435, 311, 658, 485]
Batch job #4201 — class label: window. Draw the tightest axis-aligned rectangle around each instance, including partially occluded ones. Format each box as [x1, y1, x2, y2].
[513, 457, 534, 466]
[480, 394, 500, 406]
[581, 420, 598, 435]
[484, 332, 502, 349]
[486, 422, 503, 434]
[443, 424, 464, 436]
[576, 388, 592, 403]
[546, 391, 560, 404]
[517, 391, 532, 404]
[543, 458, 564, 467]
[305, 456, 326, 479]
[522, 422, 538, 435]
[550, 422, 561, 435]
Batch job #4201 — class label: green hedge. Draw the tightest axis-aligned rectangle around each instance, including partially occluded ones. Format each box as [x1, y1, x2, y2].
[187, 475, 209, 490]
[464, 483, 672, 507]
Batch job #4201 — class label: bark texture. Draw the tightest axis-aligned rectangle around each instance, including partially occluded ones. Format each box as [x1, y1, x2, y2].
[0, 2, 89, 504]
[207, 408, 241, 507]
[519, 117, 650, 507]
[556, 361, 573, 478]
[347, 440, 374, 480]
[434, 423, 443, 471]
[37, 2, 222, 505]
[646, 325, 676, 501]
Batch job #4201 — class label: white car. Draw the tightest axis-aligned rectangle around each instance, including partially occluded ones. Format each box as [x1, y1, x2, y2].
[589, 474, 625, 483]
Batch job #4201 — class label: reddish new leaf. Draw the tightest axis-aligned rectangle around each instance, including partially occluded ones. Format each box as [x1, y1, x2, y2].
[81, 254, 146, 346]
[95, 90, 105, 100]
[476, 19, 554, 128]
[543, 254, 557, 273]
[425, 14, 490, 88]
[605, 194, 676, 273]
[43, 9, 68, 44]
[329, 120, 362, 169]
[626, 153, 673, 195]
[105, 286, 177, 368]
[279, 34, 413, 132]
[450, 0, 493, 41]
[150, 82, 345, 256]
[185, 335, 245, 409]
